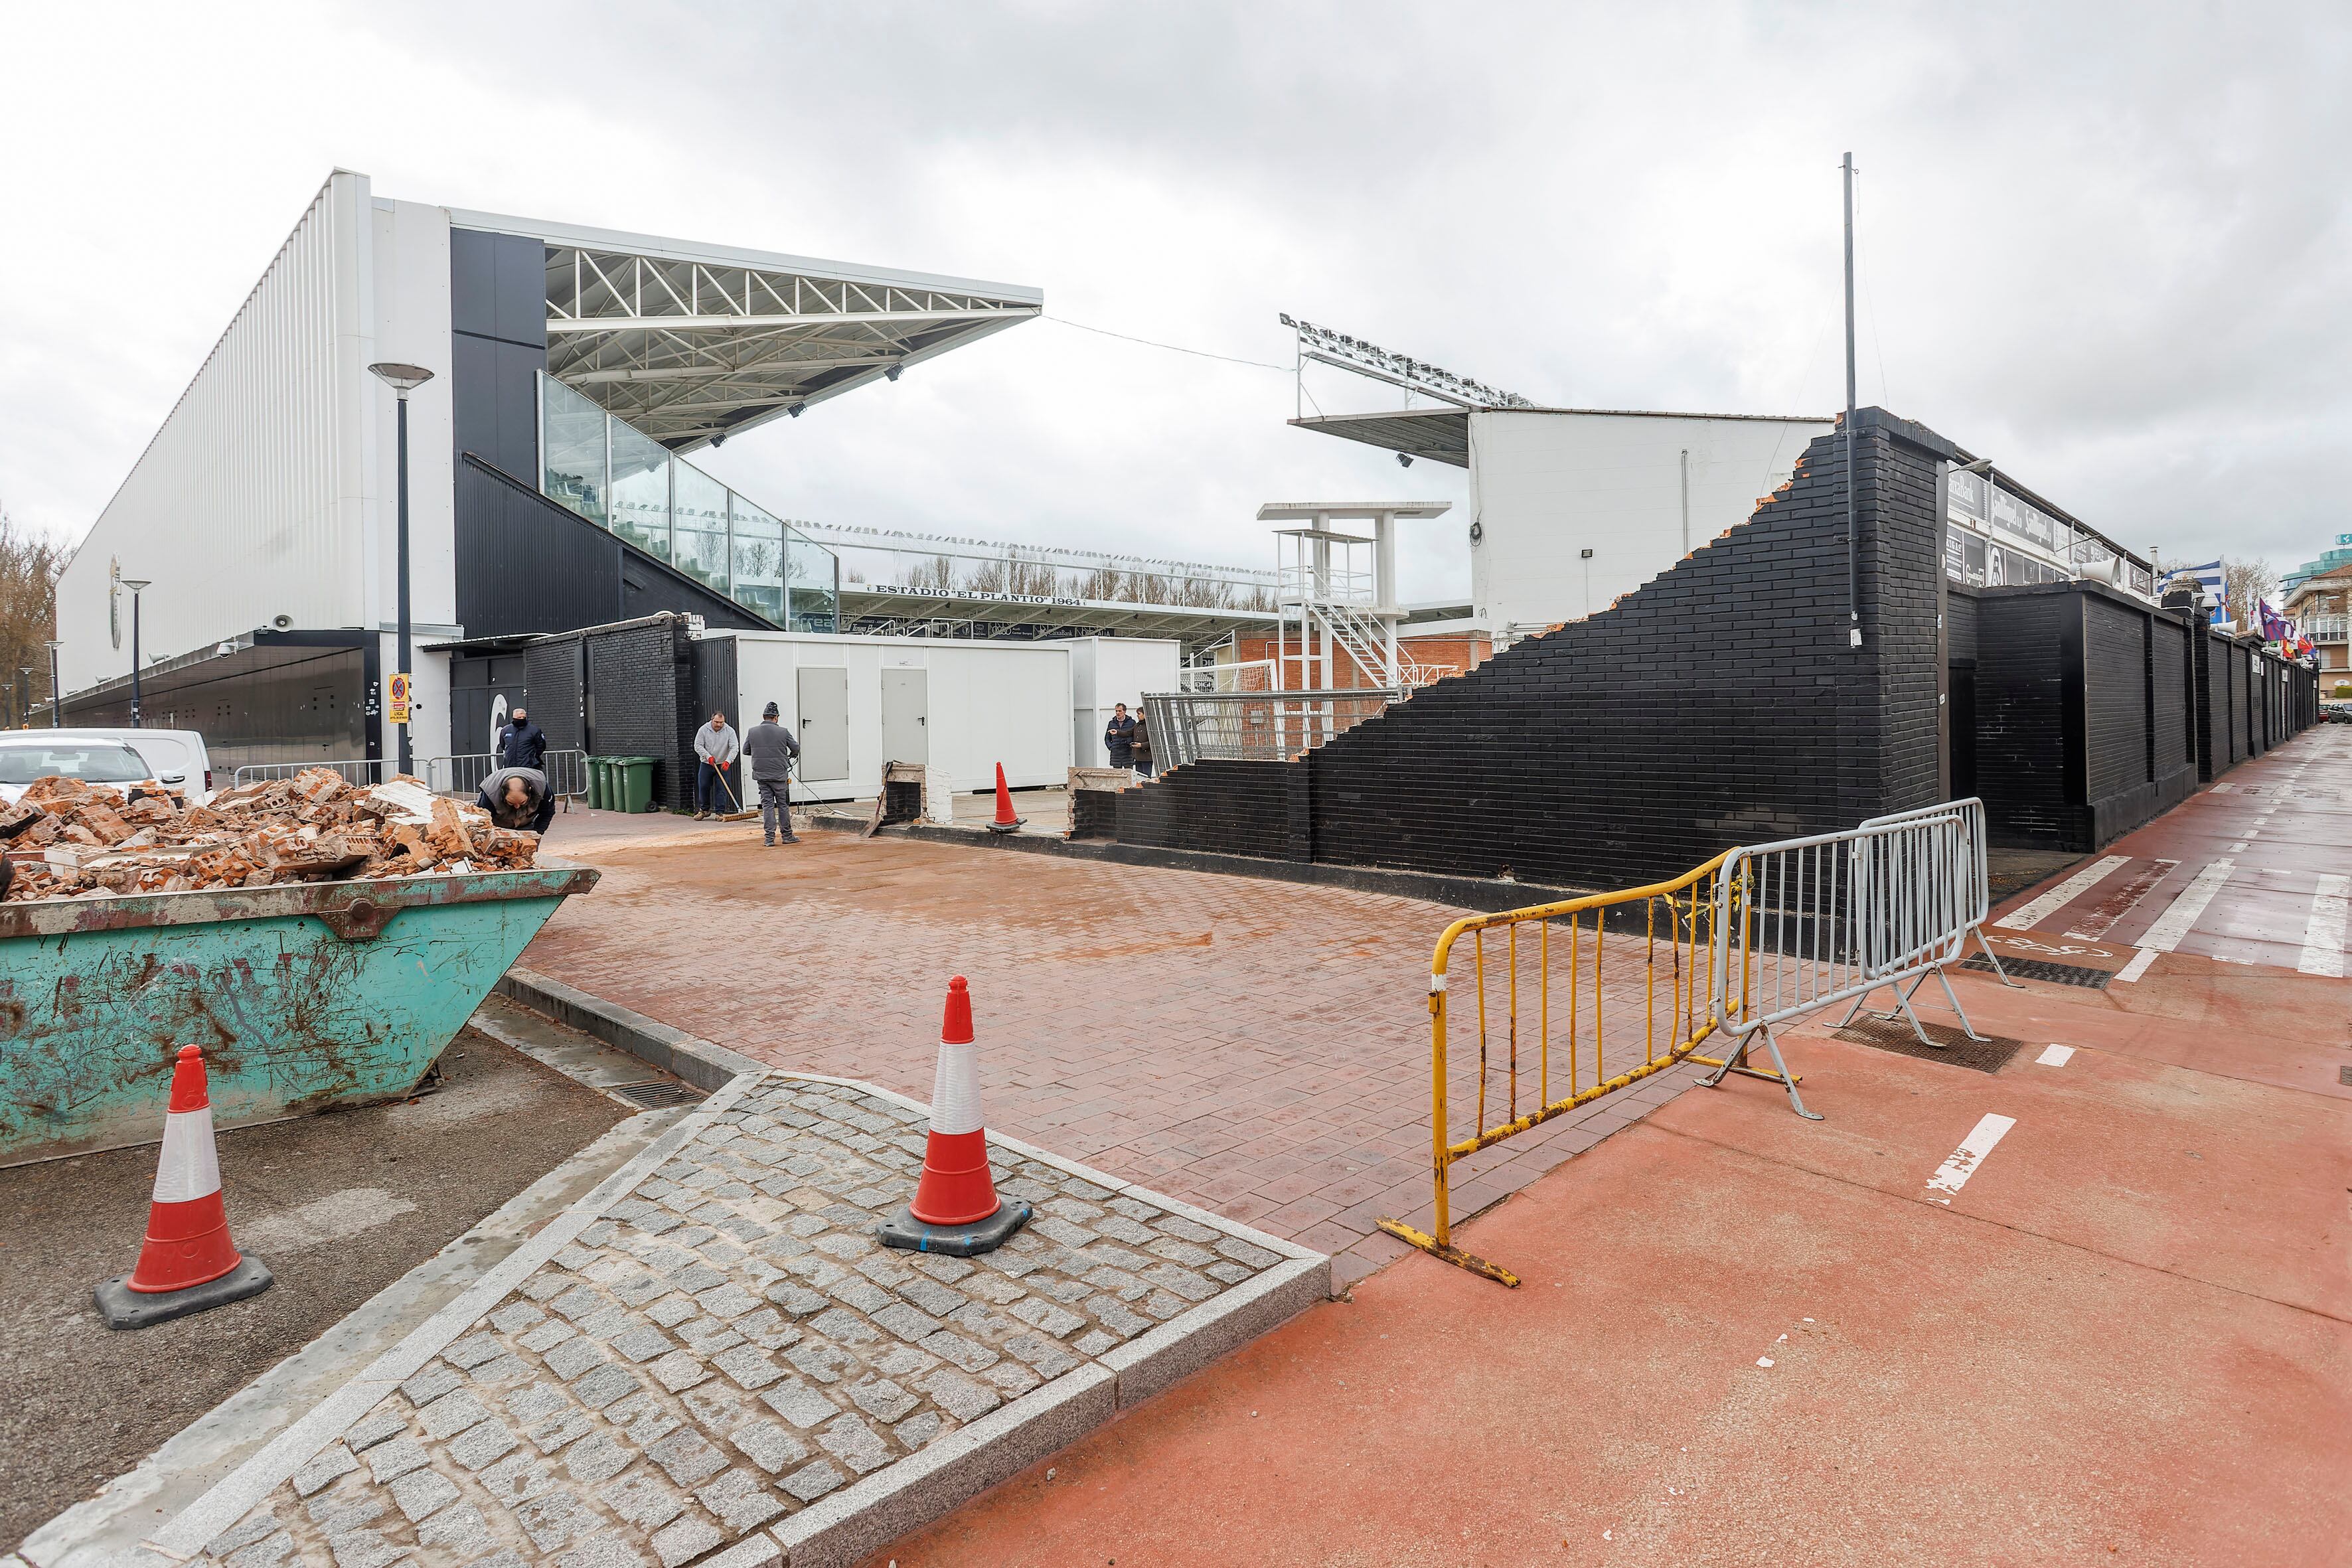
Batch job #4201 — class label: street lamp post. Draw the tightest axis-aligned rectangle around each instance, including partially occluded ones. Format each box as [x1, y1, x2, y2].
[44, 640, 61, 727]
[368, 362, 435, 778]
[120, 578, 152, 727]
[15, 668, 30, 730]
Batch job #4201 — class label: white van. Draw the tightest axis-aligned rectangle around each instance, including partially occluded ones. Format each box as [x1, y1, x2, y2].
[0, 728, 216, 805]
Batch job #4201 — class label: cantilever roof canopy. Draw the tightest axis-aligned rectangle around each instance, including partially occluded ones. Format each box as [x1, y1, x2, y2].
[1289, 406, 1835, 469]
[449, 209, 1042, 453]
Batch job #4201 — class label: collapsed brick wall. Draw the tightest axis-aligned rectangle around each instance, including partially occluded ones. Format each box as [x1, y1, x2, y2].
[1115, 412, 1951, 891]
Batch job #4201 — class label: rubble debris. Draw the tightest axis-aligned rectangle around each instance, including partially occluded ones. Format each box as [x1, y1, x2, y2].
[1, 769, 540, 902]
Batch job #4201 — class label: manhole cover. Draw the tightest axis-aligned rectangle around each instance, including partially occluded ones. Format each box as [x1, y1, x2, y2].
[1832, 1014, 2025, 1074]
[1962, 954, 2113, 990]
[609, 1079, 706, 1109]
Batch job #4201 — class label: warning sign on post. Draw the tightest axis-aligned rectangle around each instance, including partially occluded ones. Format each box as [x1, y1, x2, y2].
[388, 672, 412, 725]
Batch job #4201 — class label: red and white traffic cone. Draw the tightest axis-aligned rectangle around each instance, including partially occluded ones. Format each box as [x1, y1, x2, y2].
[94, 1046, 273, 1330]
[986, 763, 1024, 834]
[878, 977, 1032, 1255]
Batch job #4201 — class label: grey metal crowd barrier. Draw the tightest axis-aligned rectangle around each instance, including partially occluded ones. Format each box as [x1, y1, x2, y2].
[425, 749, 589, 805]
[230, 758, 385, 788]
[1143, 688, 1399, 766]
[1705, 799, 2002, 1121]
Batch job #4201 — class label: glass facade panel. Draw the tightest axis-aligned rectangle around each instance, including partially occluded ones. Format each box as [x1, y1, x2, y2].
[729, 497, 787, 621]
[672, 461, 730, 593]
[609, 420, 673, 560]
[786, 528, 838, 632]
[541, 377, 608, 526]
[536, 372, 839, 630]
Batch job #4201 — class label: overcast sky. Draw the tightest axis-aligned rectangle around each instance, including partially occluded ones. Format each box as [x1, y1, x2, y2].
[3, 2, 2346, 601]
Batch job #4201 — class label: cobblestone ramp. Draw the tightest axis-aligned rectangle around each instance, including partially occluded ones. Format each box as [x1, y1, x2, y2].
[179, 1075, 1325, 1568]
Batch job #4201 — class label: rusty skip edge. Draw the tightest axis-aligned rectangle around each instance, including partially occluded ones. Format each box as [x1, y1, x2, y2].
[0, 856, 601, 943]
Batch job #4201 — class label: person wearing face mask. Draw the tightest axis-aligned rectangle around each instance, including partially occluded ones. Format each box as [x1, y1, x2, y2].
[497, 707, 547, 772]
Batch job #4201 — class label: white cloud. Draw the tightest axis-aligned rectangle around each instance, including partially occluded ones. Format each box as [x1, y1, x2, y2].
[3, 0, 2345, 594]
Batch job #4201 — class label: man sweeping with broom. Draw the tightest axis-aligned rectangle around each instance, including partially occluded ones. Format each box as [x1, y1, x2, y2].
[742, 700, 802, 846]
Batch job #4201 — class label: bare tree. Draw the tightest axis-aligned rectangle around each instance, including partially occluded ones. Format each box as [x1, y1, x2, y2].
[902, 554, 955, 591]
[2223, 556, 2277, 630]
[1, 504, 64, 726]
[1078, 566, 1122, 601]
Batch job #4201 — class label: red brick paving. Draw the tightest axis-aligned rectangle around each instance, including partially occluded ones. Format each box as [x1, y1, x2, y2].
[527, 816, 1702, 1287]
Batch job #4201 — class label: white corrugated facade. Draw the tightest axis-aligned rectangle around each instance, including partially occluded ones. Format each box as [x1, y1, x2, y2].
[58, 173, 374, 692]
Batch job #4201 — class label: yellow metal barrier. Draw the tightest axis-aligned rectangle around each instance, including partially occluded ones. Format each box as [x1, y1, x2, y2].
[1376, 852, 1790, 1287]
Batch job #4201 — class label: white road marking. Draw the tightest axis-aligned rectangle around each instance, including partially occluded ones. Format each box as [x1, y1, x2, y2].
[1926, 1114, 2017, 1202]
[2035, 1044, 2075, 1066]
[2229, 841, 2248, 852]
[2114, 859, 2235, 982]
[2298, 874, 2349, 979]
[1755, 1357, 1774, 1368]
[2000, 856, 2132, 930]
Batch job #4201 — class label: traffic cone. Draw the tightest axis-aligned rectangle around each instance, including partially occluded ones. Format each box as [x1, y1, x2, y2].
[986, 763, 1023, 834]
[94, 1046, 273, 1330]
[878, 977, 1032, 1256]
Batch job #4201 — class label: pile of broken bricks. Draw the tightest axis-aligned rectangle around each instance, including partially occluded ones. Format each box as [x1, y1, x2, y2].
[1, 769, 538, 902]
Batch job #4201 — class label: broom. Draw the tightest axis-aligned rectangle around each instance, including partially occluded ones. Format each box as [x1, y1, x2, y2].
[714, 766, 760, 823]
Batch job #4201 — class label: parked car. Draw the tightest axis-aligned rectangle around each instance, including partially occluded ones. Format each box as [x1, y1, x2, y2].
[0, 728, 215, 805]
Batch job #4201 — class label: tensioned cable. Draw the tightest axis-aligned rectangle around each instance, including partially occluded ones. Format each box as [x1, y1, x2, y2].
[1040, 313, 1291, 372]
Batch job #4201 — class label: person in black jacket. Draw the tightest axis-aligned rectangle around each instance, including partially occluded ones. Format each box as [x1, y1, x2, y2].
[1103, 702, 1136, 768]
[497, 708, 548, 772]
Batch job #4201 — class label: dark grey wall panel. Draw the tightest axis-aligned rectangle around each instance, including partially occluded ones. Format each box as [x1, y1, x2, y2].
[2083, 595, 2148, 802]
[60, 641, 368, 773]
[455, 457, 771, 640]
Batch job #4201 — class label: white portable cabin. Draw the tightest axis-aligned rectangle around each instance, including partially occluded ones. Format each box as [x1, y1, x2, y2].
[1064, 637, 1182, 767]
[710, 631, 1073, 818]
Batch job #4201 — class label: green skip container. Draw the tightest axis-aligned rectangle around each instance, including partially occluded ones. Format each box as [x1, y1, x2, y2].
[0, 861, 599, 1165]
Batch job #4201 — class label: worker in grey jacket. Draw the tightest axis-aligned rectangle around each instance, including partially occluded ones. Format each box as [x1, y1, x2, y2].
[742, 701, 801, 845]
[692, 710, 741, 819]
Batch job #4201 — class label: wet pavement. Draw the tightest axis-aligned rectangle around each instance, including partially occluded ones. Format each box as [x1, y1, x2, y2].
[1988, 724, 2352, 977]
[868, 728, 2352, 1564]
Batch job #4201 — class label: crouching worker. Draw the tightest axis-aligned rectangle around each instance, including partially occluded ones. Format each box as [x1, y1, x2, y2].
[477, 765, 555, 835]
[744, 701, 801, 846]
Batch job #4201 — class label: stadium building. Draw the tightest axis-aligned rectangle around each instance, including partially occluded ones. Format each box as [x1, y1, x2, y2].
[51, 171, 1274, 771]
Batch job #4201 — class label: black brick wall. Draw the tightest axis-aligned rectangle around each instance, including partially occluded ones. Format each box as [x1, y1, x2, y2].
[1117, 760, 1308, 861]
[525, 615, 698, 810]
[1114, 412, 1952, 890]
[1069, 789, 1122, 840]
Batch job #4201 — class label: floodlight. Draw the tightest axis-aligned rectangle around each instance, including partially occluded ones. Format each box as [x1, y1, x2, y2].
[368, 362, 435, 396]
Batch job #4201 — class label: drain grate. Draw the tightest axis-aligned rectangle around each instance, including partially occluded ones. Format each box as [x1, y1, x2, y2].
[1963, 954, 2114, 990]
[609, 1079, 706, 1109]
[1832, 1014, 2025, 1074]
[2341, 1065, 2352, 1088]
